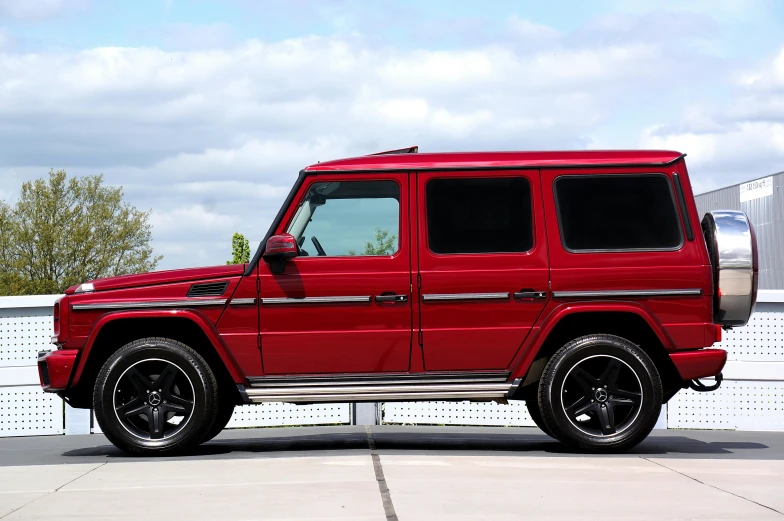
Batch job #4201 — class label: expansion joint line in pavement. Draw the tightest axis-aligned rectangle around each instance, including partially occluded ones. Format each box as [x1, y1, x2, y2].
[365, 426, 399, 521]
[643, 458, 784, 517]
[0, 461, 109, 520]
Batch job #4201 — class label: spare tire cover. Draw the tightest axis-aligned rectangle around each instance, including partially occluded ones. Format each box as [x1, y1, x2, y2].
[702, 211, 758, 327]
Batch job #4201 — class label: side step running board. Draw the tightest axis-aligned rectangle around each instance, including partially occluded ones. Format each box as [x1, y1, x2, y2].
[245, 373, 519, 403]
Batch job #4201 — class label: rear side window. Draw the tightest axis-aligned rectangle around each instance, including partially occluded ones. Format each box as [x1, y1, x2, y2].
[426, 177, 533, 254]
[554, 174, 682, 252]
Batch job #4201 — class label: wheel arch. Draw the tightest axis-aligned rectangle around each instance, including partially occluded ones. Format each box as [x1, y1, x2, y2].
[66, 310, 245, 408]
[511, 304, 682, 402]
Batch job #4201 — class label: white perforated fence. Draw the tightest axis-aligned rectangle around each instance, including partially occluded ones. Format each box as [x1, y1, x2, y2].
[1, 292, 783, 437]
[383, 401, 535, 427]
[0, 296, 64, 437]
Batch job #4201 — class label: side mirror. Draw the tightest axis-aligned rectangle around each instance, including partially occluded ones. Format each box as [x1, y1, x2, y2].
[263, 234, 298, 274]
[263, 233, 298, 260]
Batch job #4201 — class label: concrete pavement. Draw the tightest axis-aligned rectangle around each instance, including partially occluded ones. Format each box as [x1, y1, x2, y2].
[0, 426, 782, 520]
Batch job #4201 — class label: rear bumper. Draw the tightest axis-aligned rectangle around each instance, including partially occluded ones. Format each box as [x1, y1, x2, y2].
[670, 348, 727, 381]
[37, 349, 79, 392]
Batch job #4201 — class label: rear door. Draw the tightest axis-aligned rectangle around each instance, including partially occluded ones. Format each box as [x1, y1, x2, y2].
[259, 172, 413, 374]
[416, 170, 550, 371]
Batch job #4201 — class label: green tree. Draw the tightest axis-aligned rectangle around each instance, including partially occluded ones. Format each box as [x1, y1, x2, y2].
[349, 228, 397, 256]
[227, 232, 250, 264]
[0, 170, 161, 295]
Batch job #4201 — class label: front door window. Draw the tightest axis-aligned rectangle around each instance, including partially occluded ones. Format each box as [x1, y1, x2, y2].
[287, 180, 400, 257]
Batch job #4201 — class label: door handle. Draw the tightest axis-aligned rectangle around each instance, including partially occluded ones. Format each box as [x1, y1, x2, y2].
[513, 289, 548, 300]
[375, 294, 408, 303]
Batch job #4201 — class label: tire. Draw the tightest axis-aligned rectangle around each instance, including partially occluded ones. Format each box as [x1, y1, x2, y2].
[198, 390, 236, 444]
[525, 394, 558, 439]
[93, 337, 219, 455]
[538, 334, 662, 452]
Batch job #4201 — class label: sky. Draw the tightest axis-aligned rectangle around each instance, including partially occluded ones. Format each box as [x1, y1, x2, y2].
[1, 0, 784, 270]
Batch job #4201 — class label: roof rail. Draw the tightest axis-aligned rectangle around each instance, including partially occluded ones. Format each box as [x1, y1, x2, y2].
[368, 146, 419, 155]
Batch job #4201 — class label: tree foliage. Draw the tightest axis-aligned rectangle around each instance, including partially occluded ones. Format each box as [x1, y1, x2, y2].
[227, 232, 250, 264]
[0, 170, 161, 295]
[349, 228, 397, 256]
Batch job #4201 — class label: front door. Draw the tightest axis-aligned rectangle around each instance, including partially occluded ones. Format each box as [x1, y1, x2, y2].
[259, 173, 412, 374]
[416, 170, 550, 371]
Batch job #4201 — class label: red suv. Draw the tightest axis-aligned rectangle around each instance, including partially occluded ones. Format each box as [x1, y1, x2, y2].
[38, 148, 758, 454]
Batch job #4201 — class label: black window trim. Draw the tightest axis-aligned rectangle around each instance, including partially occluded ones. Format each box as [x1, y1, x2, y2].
[672, 173, 695, 241]
[424, 174, 537, 256]
[552, 172, 685, 254]
[285, 177, 405, 260]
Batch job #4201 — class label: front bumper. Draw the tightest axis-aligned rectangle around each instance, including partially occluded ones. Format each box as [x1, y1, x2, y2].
[670, 348, 727, 381]
[37, 349, 79, 391]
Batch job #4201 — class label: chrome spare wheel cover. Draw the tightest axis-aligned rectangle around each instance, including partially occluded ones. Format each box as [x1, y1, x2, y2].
[702, 210, 759, 327]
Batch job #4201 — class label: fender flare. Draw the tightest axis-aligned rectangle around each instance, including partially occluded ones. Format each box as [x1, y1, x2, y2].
[70, 309, 246, 387]
[509, 301, 676, 380]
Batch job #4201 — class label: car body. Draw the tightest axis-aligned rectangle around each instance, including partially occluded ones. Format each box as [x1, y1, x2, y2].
[38, 148, 758, 454]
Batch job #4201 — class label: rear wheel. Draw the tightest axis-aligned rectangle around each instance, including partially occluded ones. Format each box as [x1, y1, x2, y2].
[94, 337, 218, 455]
[539, 334, 662, 452]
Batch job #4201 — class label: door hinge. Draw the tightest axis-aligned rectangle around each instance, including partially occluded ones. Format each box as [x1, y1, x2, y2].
[417, 274, 422, 289]
[256, 278, 261, 293]
[418, 330, 423, 346]
[257, 335, 262, 349]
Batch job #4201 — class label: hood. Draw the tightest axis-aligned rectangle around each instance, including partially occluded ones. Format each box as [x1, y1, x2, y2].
[64, 264, 247, 294]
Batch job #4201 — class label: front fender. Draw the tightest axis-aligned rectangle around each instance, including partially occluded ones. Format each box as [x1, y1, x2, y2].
[509, 301, 676, 380]
[70, 309, 246, 387]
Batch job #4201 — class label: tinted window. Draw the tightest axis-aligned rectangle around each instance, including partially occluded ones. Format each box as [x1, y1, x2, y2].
[555, 175, 682, 251]
[426, 177, 533, 254]
[287, 180, 400, 257]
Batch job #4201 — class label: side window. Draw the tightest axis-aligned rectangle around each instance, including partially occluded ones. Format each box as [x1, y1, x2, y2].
[554, 174, 682, 251]
[287, 180, 400, 257]
[426, 177, 533, 254]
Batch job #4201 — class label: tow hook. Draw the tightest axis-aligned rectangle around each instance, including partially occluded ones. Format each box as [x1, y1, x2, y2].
[687, 372, 723, 392]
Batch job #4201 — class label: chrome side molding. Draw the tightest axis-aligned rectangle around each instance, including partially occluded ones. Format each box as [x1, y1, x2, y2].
[552, 289, 702, 299]
[422, 292, 510, 302]
[72, 299, 228, 311]
[261, 296, 372, 305]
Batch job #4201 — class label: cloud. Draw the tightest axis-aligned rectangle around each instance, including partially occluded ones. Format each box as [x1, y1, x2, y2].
[640, 45, 784, 193]
[0, 0, 87, 20]
[506, 16, 561, 41]
[0, 10, 760, 269]
[605, 0, 771, 21]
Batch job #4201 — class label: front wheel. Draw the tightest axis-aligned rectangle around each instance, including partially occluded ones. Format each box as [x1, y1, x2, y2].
[93, 337, 219, 455]
[198, 391, 236, 444]
[524, 394, 557, 439]
[538, 334, 662, 452]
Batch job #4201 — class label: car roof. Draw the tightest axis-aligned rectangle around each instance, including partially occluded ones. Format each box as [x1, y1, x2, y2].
[304, 149, 684, 173]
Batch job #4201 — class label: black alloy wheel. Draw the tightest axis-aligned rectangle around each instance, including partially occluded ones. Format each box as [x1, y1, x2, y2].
[560, 355, 643, 437]
[94, 337, 218, 455]
[539, 334, 662, 452]
[113, 359, 195, 440]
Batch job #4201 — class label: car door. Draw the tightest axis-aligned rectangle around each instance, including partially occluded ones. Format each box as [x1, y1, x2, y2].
[259, 172, 413, 374]
[416, 170, 550, 371]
